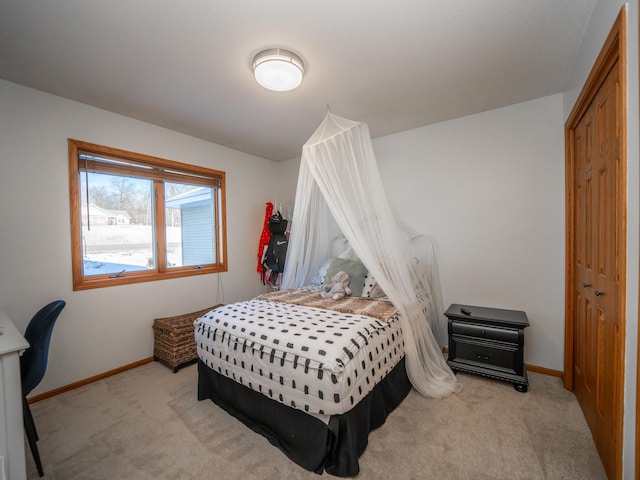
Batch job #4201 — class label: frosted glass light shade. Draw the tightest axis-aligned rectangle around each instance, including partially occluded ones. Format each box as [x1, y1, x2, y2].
[252, 48, 304, 92]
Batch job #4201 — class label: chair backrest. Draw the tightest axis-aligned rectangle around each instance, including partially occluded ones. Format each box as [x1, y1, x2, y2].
[20, 300, 65, 396]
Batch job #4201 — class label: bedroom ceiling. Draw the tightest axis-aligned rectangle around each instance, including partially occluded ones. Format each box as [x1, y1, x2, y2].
[0, 1, 597, 161]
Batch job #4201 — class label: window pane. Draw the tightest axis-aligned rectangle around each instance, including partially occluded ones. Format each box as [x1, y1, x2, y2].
[165, 182, 216, 267]
[70, 139, 227, 290]
[80, 171, 155, 276]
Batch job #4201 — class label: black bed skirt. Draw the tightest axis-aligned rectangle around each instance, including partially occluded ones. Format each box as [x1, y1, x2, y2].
[197, 357, 411, 477]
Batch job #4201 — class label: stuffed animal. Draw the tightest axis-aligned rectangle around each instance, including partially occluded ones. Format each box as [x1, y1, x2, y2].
[321, 271, 352, 300]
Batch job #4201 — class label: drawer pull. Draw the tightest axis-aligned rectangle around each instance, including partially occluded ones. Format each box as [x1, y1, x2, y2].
[595, 290, 604, 296]
[476, 354, 491, 361]
[583, 282, 591, 288]
[480, 330, 486, 335]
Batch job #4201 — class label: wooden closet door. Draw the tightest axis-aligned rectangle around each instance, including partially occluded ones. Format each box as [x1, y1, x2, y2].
[572, 56, 621, 479]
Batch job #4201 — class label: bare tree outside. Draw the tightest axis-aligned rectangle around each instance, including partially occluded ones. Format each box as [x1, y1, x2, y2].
[81, 172, 160, 274]
[79, 173, 207, 275]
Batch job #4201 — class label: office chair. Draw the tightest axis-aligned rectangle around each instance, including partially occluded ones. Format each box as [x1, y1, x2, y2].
[20, 300, 65, 477]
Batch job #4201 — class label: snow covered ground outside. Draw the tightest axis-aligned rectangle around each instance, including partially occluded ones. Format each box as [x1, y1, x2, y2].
[83, 225, 181, 245]
[82, 225, 183, 274]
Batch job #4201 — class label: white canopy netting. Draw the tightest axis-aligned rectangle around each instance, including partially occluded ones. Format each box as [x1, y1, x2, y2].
[281, 113, 461, 398]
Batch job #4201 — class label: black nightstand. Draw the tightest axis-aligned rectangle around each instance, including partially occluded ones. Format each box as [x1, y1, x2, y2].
[445, 304, 529, 392]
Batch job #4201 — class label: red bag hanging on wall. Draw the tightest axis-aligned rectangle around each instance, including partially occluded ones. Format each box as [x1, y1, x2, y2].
[257, 202, 274, 274]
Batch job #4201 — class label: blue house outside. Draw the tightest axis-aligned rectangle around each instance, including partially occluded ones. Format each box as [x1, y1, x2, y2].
[166, 187, 216, 266]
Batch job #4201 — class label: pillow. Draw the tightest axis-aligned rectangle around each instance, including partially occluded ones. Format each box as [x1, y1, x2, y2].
[318, 258, 331, 281]
[361, 273, 377, 297]
[368, 283, 387, 299]
[362, 273, 387, 299]
[323, 257, 368, 297]
[309, 258, 332, 286]
[338, 246, 360, 261]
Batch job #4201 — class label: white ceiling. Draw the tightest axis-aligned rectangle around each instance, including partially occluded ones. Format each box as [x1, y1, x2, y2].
[0, 1, 597, 161]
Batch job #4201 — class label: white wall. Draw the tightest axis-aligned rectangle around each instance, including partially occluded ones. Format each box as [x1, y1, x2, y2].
[627, 3, 640, 475]
[624, 3, 640, 476]
[0, 79, 277, 395]
[276, 156, 302, 219]
[372, 94, 566, 372]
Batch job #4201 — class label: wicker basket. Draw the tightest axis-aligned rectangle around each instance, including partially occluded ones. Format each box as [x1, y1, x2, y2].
[153, 305, 220, 372]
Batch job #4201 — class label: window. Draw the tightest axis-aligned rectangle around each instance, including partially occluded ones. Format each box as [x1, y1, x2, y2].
[68, 139, 227, 290]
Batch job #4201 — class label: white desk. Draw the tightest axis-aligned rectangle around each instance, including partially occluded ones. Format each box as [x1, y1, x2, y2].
[0, 311, 29, 480]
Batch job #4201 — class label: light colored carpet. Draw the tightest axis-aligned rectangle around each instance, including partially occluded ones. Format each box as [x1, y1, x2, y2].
[26, 362, 607, 479]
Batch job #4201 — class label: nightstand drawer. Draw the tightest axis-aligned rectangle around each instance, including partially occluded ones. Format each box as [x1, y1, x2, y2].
[450, 321, 519, 343]
[451, 337, 518, 375]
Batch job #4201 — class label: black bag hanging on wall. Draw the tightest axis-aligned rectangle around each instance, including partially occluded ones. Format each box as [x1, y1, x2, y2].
[267, 211, 288, 234]
[262, 212, 288, 285]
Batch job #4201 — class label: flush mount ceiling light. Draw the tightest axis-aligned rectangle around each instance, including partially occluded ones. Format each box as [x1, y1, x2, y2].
[252, 48, 304, 92]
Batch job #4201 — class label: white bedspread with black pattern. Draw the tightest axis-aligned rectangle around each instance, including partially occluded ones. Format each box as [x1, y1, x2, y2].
[194, 298, 404, 421]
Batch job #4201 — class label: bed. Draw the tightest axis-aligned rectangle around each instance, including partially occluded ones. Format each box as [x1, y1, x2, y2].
[194, 287, 412, 477]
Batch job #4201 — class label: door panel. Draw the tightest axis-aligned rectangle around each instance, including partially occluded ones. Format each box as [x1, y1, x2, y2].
[572, 57, 621, 479]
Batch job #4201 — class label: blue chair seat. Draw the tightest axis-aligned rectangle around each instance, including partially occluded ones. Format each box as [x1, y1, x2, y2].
[20, 300, 65, 477]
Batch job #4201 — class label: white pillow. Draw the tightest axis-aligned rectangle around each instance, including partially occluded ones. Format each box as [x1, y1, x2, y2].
[309, 258, 332, 286]
[338, 246, 360, 261]
[361, 273, 387, 299]
[361, 273, 377, 297]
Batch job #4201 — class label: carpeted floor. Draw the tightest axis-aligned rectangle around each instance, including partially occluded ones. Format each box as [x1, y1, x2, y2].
[26, 362, 607, 479]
